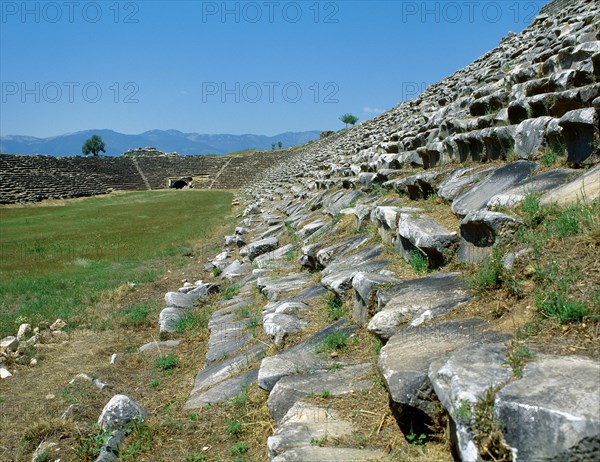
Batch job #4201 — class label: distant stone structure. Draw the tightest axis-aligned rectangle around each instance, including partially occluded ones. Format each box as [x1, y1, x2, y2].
[123, 147, 178, 157]
[0, 151, 289, 204]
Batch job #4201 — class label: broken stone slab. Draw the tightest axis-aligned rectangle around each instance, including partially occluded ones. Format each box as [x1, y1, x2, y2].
[384, 170, 448, 200]
[158, 307, 186, 333]
[352, 272, 399, 326]
[372, 206, 415, 245]
[559, 108, 600, 166]
[297, 219, 330, 241]
[488, 168, 578, 208]
[164, 292, 197, 309]
[205, 321, 252, 365]
[316, 234, 371, 268]
[263, 313, 309, 345]
[220, 260, 252, 280]
[321, 245, 388, 296]
[456, 210, 524, 264]
[437, 166, 496, 201]
[97, 395, 149, 432]
[323, 190, 364, 216]
[271, 446, 386, 462]
[224, 234, 246, 247]
[239, 237, 279, 261]
[396, 214, 458, 268]
[379, 320, 507, 417]
[268, 363, 372, 424]
[290, 284, 328, 303]
[258, 320, 356, 391]
[138, 340, 181, 353]
[254, 244, 294, 268]
[429, 343, 513, 462]
[513, 116, 556, 158]
[540, 164, 600, 206]
[267, 402, 354, 458]
[258, 223, 286, 240]
[187, 283, 219, 298]
[183, 367, 259, 410]
[547, 435, 600, 462]
[368, 273, 472, 340]
[0, 336, 18, 353]
[189, 344, 265, 400]
[257, 273, 312, 301]
[452, 160, 539, 216]
[263, 300, 310, 315]
[495, 355, 600, 462]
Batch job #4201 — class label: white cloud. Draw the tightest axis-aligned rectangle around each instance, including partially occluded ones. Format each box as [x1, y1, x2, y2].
[363, 106, 386, 114]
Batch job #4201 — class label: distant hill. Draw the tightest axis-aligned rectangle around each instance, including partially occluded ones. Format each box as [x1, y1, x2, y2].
[0, 129, 322, 156]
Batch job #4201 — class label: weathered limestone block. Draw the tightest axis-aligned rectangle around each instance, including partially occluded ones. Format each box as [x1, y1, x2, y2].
[396, 214, 458, 268]
[495, 355, 600, 461]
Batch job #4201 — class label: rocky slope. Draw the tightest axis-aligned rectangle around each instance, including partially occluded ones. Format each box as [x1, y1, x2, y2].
[148, 0, 600, 460]
[4, 0, 599, 460]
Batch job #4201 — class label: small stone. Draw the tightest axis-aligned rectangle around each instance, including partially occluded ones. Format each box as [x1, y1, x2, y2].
[50, 319, 66, 331]
[16, 323, 31, 340]
[30, 358, 37, 366]
[330, 351, 338, 358]
[0, 368, 12, 379]
[45, 393, 55, 400]
[0, 336, 18, 352]
[110, 353, 118, 364]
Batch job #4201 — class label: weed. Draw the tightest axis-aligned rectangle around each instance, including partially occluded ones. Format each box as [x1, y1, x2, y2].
[154, 355, 178, 371]
[317, 332, 349, 353]
[226, 419, 242, 437]
[188, 413, 198, 422]
[247, 317, 260, 329]
[452, 399, 472, 425]
[533, 261, 588, 323]
[408, 251, 428, 273]
[310, 435, 328, 446]
[121, 418, 153, 460]
[186, 455, 207, 462]
[231, 385, 249, 408]
[406, 430, 427, 446]
[515, 322, 543, 340]
[535, 289, 588, 323]
[224, 284, 241, 300]
[325, 293, 347, 321]
[148, 379, 160, 388]
[33, 451, 50, 462]
[505, 342, 535, 378]
[469, 254, 503, 295]
[521, 192, 546, 227]
[230, 442, 249, 455]
[212, 267, 222, 277]
[472, 387, 512, 460]
[285, 249, 295, 261]
[176, 309, 209, 333]
[371, 337, 383, 356]
[320, 389, 331, 398]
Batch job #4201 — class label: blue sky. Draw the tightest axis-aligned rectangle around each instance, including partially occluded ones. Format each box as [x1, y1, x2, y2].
[1, 0, 551, 137]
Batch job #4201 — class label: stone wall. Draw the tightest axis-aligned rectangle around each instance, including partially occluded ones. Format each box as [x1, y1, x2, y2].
[0, 150, 292, 204]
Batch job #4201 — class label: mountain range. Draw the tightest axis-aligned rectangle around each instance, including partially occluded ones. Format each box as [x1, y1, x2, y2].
[0, 129, 322, 156]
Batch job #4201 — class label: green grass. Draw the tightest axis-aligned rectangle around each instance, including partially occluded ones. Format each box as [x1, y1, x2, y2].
[154, 354, 178, 371]
[325, 293, 346, 321]
[0, 190, 233, 337]
[408, 251, 428, 273]
[317, 332, 349, 353]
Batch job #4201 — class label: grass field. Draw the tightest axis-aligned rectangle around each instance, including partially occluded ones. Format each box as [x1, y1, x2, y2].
[0, 190, 233, 337]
